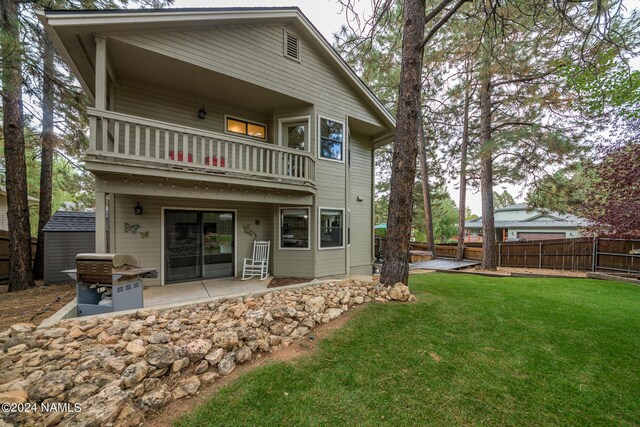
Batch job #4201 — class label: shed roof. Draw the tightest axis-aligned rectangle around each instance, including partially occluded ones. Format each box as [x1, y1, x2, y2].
[43, 211, 95, 232]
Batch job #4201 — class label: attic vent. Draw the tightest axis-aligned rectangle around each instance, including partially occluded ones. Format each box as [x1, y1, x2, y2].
[284, 31, 300, 61]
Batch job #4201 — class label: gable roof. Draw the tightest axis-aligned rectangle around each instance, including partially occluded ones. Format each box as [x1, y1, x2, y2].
[465, 204, 588, 229]
[43, 211, 96, 232]
[37, 7, 395, 143]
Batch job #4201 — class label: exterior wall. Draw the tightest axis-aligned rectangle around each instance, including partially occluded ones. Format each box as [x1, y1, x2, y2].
[110, 24, 383, 127]
[44, 231, 95, 284]
[272, 204, 315, 278]
[508, 228, 579, 239]
[113, 81, 270, 142]
[348, 133, 374, 271]
[112, 194, 276, 285]
[0, 196, 7, 231]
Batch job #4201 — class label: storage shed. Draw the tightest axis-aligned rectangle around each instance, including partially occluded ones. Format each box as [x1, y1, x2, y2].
[44, 211, 95, 284]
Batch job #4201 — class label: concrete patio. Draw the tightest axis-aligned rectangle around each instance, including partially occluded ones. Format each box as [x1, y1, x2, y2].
[143, 276, 275, 307]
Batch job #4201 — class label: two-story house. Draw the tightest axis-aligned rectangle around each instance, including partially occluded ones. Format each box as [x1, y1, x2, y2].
[39, 7, 395, 285]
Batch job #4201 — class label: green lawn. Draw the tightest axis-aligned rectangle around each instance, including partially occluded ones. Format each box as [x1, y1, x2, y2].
[177, 273, 640, 426]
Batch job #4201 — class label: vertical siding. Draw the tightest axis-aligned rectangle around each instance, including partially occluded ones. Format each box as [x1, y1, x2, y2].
[0, 197, 7, 230]
[113, 194, 275, 285]
[349, 134, 373, 268]
[44, 232, 95, 284]
[110, 24, 383, 127]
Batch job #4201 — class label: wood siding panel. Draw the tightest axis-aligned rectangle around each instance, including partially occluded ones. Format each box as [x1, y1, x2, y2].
[113, 194, 274, 285]
[111, 24, 383, 127]
[349, 135, 373, 268]
[44, 232, 95, 284]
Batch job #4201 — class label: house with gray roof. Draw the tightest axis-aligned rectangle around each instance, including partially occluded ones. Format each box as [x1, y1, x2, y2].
[464, 203, 588, 242]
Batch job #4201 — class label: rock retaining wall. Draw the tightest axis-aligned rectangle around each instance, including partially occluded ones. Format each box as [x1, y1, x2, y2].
[0, 280, 413, 426]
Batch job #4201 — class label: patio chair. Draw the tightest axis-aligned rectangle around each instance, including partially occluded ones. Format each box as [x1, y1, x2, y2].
[242, 241, 270, 281]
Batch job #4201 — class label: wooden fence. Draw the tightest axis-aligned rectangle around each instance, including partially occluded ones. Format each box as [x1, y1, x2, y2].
[497, 238, 640, 273]
[375, 236, 640, 273]
[0, 230, 37, 284]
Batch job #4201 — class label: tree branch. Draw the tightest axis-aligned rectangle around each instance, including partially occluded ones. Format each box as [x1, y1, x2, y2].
[419, 0, 472, 50]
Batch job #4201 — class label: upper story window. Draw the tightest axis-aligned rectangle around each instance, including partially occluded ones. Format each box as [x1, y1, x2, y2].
[319, 116, 344, 162]
[279, 116, 310, 151]
[225, 116, 266, 140]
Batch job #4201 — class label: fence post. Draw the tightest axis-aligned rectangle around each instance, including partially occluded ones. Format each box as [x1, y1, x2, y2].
[539, 241, 543, 268]
[498, 243, 502, 267]
[591, 237, 598, 272]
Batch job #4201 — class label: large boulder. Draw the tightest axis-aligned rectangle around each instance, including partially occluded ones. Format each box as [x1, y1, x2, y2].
[185, 339, 212, 361]
[212, 331, 239, 350]
[121, 361, 149, 388]
[305, 296, 325, 314]
[218, 353, 236, 375]
[27, 370, 75, 400]
[172, 375, 200, 400]
[145, 344, 175, 368]
[389, 283, 412, 301]
[60, 385, 126, 427]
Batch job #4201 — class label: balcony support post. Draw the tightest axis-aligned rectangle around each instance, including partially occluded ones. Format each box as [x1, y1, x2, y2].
[95, 191, 107, 253]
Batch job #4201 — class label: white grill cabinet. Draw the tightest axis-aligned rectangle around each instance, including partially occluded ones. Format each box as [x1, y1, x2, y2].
[65, 254, 157, 317]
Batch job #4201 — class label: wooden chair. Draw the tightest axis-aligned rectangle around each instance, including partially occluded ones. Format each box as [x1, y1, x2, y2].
[242, 241, 270, 280]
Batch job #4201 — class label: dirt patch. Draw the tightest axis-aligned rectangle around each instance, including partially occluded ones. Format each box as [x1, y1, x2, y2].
[268, 277, 314, 288]
[144, 304, 366, 427]
[470, 267, 588, 278]
[0, 282, 75, 331]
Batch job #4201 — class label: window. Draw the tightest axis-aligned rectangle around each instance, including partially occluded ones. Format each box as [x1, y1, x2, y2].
[279, 117, 310, 151]
[280, 208, 309, 249]
[319, 208, 344, 249]
[319, 117, 344, 161]
[225, 116, 266, 140]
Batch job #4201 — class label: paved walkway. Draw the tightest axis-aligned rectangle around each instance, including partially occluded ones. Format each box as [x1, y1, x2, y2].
[143, 276, 272, 307]
[410, 259, 480, 271]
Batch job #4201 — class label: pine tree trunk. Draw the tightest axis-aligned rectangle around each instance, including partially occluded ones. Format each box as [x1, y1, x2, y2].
[33, 34, 55, 280]
[419, 123, 435, 253]
[1, 0, 36, 291]
[456, 80, 471, 261]
[380, 0, 426, 286]
[479, 19, 497, 270]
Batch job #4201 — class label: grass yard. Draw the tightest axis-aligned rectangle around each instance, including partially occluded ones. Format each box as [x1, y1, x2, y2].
[177, 273, 640, 426]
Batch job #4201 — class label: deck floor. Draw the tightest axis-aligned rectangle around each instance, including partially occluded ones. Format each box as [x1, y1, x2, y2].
[410, 259, 480, 271]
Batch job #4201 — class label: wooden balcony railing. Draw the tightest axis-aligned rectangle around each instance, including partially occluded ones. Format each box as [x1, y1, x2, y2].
[87, 108, 315, 185]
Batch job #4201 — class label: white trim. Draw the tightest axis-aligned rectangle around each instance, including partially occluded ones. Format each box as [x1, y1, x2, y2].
[278, 207, 311, 251]
[347, 208, 351, 247]
[277, 116, 311, 152]
[317, 115, 345, 163]
[318, 206, 345, 250]
[224, 114, 268, 142]
[160, 207, 238, 285]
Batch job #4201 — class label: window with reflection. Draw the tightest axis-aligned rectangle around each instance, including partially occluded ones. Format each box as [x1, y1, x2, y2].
[226, 117, 266, 140]
[319, 208, 343, 248]
[319, 117, 344, 161]
[281, 208, 309, 249]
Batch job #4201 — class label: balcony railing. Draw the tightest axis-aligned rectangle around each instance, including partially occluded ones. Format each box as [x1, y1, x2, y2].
[87, 108, 315, 185]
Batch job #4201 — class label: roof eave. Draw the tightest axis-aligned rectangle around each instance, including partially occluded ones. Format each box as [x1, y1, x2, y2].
[38, 7, 396, 132]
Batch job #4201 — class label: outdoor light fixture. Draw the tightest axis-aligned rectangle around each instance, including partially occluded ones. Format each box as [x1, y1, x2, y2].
[198, 106, 207, 120]
[134, 202, 143, 216]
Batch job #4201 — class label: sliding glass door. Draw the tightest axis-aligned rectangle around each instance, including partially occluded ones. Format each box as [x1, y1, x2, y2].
[165, 210, 234, 283]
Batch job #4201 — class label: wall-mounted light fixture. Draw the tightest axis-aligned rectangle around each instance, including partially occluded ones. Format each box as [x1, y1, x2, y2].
[134, 202, 143, 216]
[356, 196, 364, 202]
[198, 106, 207, 120]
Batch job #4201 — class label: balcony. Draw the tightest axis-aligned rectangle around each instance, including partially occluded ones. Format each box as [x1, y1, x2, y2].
[87, 108, 316, 191]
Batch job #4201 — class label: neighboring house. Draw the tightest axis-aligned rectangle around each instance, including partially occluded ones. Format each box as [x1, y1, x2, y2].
[464, 203, 588, 242]
[0, 185, 39, 231]
[39, 8, 395, 285]
[43, 211, 96, 284]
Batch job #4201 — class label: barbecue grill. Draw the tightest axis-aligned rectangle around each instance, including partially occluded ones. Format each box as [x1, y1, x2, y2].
[65, 253, 157, 317]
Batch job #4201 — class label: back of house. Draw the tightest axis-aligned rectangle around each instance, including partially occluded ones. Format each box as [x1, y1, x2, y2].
[39, 7, 395, 285]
